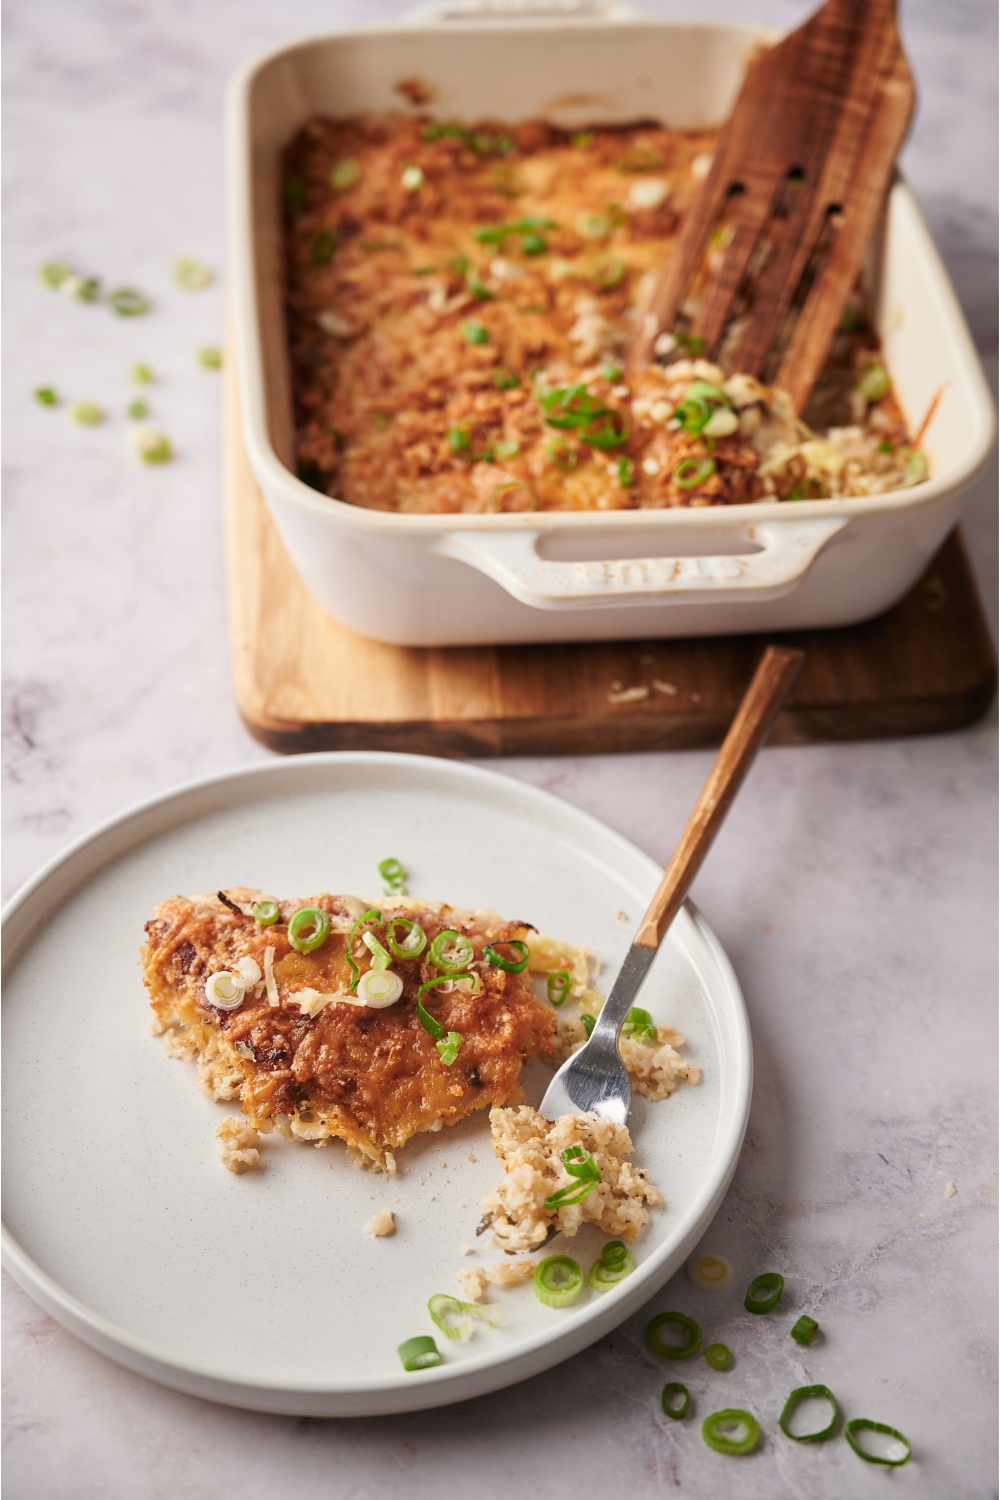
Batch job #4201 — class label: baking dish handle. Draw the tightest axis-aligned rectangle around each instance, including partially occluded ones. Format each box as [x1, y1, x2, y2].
[434, 516, 848, 610]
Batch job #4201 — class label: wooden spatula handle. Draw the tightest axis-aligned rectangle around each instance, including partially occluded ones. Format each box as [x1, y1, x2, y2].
[634, 645, 804, 949]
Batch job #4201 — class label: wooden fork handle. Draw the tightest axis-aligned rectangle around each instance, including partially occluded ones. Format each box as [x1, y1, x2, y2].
[634, 645, 804, 949]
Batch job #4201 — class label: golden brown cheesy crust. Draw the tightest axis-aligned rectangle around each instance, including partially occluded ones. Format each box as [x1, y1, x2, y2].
[142, 889, 557, 1168]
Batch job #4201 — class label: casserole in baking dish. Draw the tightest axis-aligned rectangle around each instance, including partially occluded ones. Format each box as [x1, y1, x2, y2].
[227, 7, 995, 646]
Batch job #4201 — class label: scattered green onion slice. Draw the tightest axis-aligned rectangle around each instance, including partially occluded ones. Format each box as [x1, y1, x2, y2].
[617, 455, 635, 486]
[39, 261, 71, 289]
[581, 1013, 596, 1037]
[330, 159, 361, 192]
[460, 318, 489, 345]
[577, 212, 611, 240]
[197, 346, 223, 369]
[779, 1384, 839, 1443]
[617, 147, 664, 173]
[533, 1255, 584, 1308]
[362, 929, 392, 972]
[357, 969, 404, 1007]
[109, 287, 149, 317]
[544, 1144, 602, 1209]
[34, 387, 59, 407]
[645, 1311, 702, 1360]
[541, 384, 605, 430]
[64, 274, 100, 302]
[287, 906, 331, 954]
[494, 438, 520, 460]
[593, 256, 625, 290]
[398, 1335, 442, 1371]
[71, 401, 103, 426]
[622, 1006, 657, 1042]
[429, 930, 474, 973]
[547, 436, 578, 470]
[386, 918, 427, 960]
[571, 132, 593, 147]
[791, 1314, 819, 1345]
[484, 939, 528, 974]
[131, 363, 154, 384]
[448, 426, 471, 453]
[878, 437, 893, 454]
[687, 1253, 733, 1292]
[661, 1382, 690, 1420]
[345, 908, 384, 989]
[416, 993, 446, 1041]
[905, 450, 928, 486]
[787, 479, 826, 500]
[128, 400, 148, 419]
[252, 900, 280, 926]
[856, 361, 890, 402]
[491, 480, 538, 512]
[401, 165, 424, 191]
[311, 228, 338, 266]
[603, 363, 623, 381]
[583, 410, 629, 449]
[436, 1029, 464, 1065]
[744, 1272, 784, 1314]
[844, 1419, 912, 1466]
[428, 1293, 504, 1340]
[587, 1239, 634, 1291]
[705, 1343, 732, 1370]
[494, 367, 520, 390]
[466, 274, 493, 301]
[520, 232, 547, 255]
[378, 857, 407, 895]
[675, 331, 706, 356]
[373, 411, 394, 430]
[132, 428, 173, 464]
[174, 257, 212, 291]
[674, 457, 716, 489]
[547, 970, 572, 1006]
[702, 1409, 760, 1456]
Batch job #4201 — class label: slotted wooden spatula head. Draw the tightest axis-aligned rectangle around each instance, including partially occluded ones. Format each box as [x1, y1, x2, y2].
[629, 0, 915, 412]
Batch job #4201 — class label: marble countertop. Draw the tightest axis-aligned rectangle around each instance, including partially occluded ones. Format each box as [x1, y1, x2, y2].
[3, 1, 997, 1495]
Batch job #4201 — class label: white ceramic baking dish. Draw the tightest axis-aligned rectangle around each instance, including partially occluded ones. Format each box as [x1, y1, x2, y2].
[227, 2, 995, 647]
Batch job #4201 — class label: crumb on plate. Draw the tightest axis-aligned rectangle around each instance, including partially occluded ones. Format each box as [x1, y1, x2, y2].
[215, 1116, 261, 1173]
[363, 1208, 396, 1237]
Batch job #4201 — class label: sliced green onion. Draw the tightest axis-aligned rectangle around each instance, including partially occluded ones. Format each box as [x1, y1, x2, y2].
[571, 132, 593, 147]
[197, 346, 223, 369]
[541, 384, 605, 430]
[533, 1255, 584, 1308]
[581, 1013, 596, 1037]
[544, 1144, 602, 1209]
[448, 426, 471, 453]
[547, 970, 572, 1006]
[109, 287, 149, 317]
[577, 212, 611, 240]
[587, 1239, 634, 1291]
[602, 363, 623, 381]
[330, 159, 361, 192]
[429, 930, 474, 973]
[252, 900, 280, 926]
[857, 361, 890, 402]
[674, 457, 716, 489]
[484, 939, 528, 974]
[67, 275, 100, 302]
[362, 929, 392, 971]
[593, 256, 625, 290]
[779, 1384, 839, 1443]
[466, 274, 494, 301]
[494, 367, 520, 390]
[132, 429, 173, 464]
[617, 148, 663, 173]
[378, 857, 407, 895]
[582, 410, 629, 449]
[398, 1334, 442, 1371]
[460, 318, 489, 345]
[787, 479, 826, 500]
[491, 480, 538, 512]
[448, 254, 470, 276]
[675, 331, 706, 356]
[705, 1343, 732, 1370]
[687, 1253, 733, 1292]
[174, 257, 212, 291]
[622, 1006, 657, 1042]
[436, 1030, 464, 1065]
[702, 1409, 760, 1456]
[878, 437, 893, 454]
[416, 993, 446, 1041]
[127, 400, 148, 419]
[386, 918, 427, 960]
[39, 261, 71, 289]
[288, 906, 331, 954]
[617, 455, 635, 486]
[744, 1272, 784, 1313]
[71, 401, 103, 426]
[311, 228, 338, 266]
[428, 1293, 504, 1340]
[34, 387, 59, 407]
[131, 363, 154, 385]
[345, 908, 383, 989]
[790, 1314, 819, 1345]
[844, 1418, 912, 1466]
[373, 412, 394, 430]
[904, 450, 928, 486]
[401, 165, 424, 191]
[547, 436, 577, 470]
[494, 438, 520, 460]
[521, 232, 547, 255]
[661, 1382, 690, 1420]
[645, 1311, 701, 1360]
[357, 969, 404, 1007]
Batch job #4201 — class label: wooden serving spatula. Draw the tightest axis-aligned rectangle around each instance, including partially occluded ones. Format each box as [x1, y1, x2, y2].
[629, 0, 915, 412]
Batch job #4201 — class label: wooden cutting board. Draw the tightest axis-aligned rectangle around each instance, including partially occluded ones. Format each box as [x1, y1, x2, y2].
[224, 364, 995, 756]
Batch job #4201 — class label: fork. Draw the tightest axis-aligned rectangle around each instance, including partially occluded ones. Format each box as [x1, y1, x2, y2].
[538, 645, 804, 1129]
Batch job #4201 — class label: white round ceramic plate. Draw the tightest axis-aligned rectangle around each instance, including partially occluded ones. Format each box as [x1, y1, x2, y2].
[2, 752, 751, 1416]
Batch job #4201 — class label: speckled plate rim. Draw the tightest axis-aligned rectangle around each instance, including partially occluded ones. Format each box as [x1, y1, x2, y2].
[1, 751, 752, 1416]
